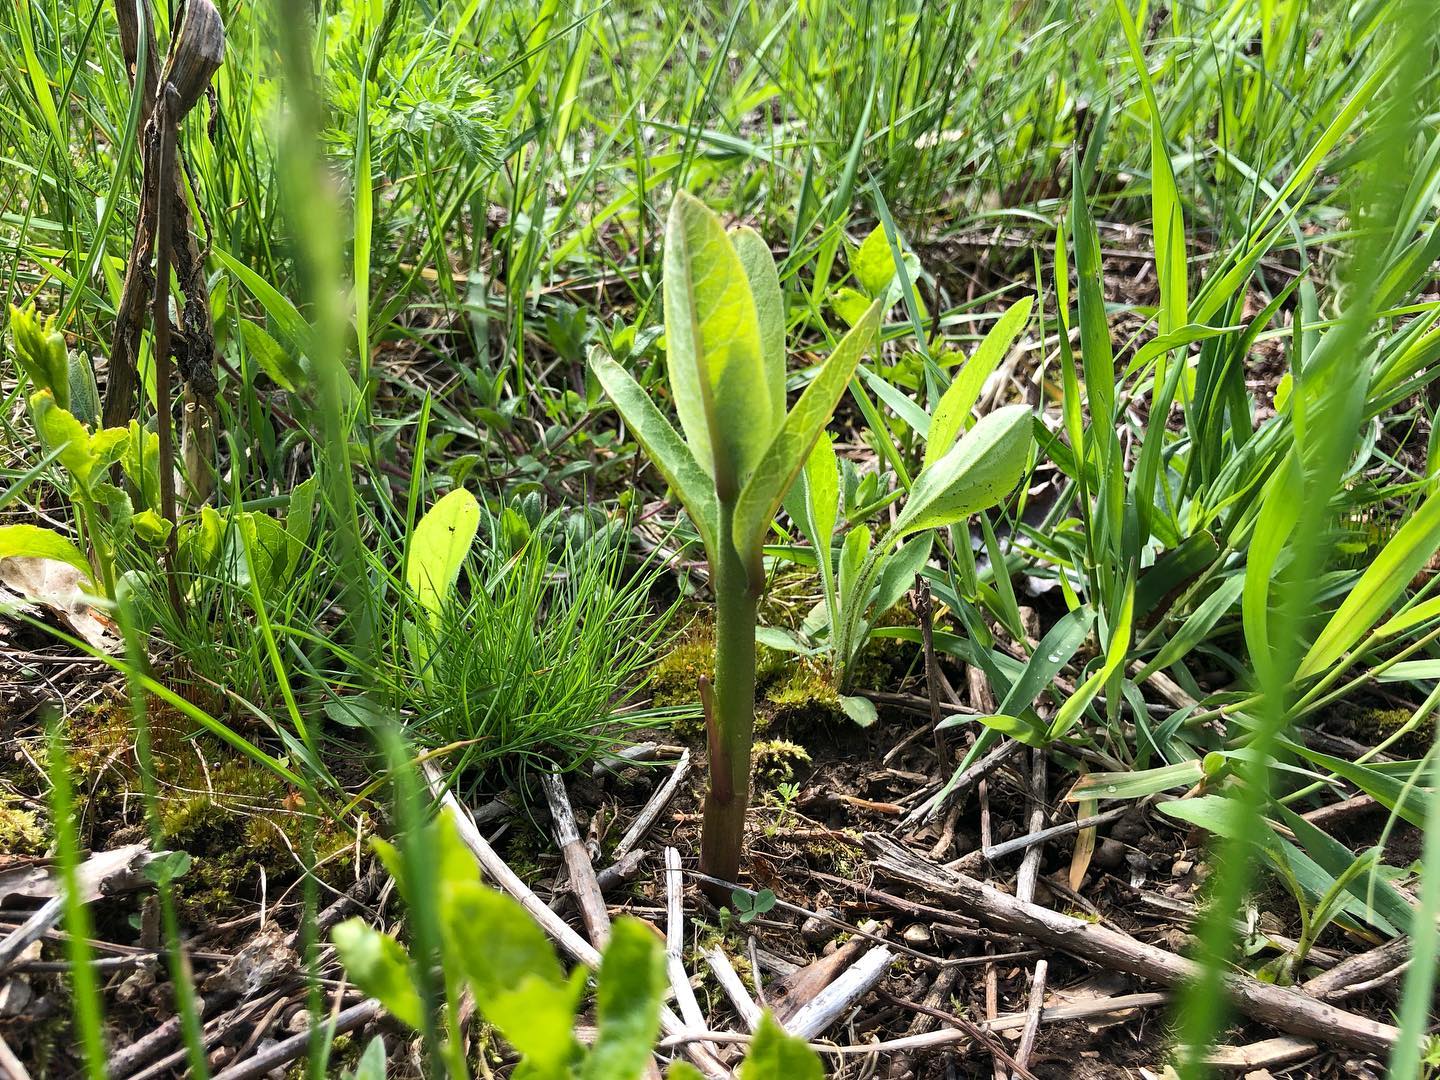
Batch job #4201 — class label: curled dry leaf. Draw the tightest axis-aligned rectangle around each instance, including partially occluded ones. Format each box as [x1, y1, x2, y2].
[0, 556, 120, 654]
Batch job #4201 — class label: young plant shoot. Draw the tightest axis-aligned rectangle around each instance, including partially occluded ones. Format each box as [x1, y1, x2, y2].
[591, 192, 883, 886]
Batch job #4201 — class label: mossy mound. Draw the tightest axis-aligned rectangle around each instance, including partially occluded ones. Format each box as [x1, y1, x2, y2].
[1338, 702, 1437, 758]
[751, 738, 812, 787]
[61, 699, 350, 918]
[0, 793, 45, 855]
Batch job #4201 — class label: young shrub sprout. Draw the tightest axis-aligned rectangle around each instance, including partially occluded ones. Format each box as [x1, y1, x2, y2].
[590, 192, 883, 886]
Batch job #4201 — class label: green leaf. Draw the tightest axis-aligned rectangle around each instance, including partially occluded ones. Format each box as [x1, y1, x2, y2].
[239, 319, 306, 392]
[739, 1012, 823, 1080]
[838, 694, 878, 727]
[1278, 738, 1433, 829]
[925, 296, 1034, 469]
[582, 918, 667, 1080]
[442, 881, 583, 1074]
[830, 286, 872, 328]
[589, 348, 718, 558]
[965, 712, 1048, 748]
[731, 226, 786, 436]
[663, 191, 771, 493]
[1135, 573, 1245, 680]
[213, 247, 313, 356]
[732, 299, 883, 569]
[871, 534, 932, 622]
[406, 489, 480, 619]
[348, 1037, 387, 1080]
[1048, 578, 1134, 741]
[852, 223, 920, 303]
[1068, 760, 1205, 801]
[891, 404, 1032, 538]
[1298, 491, 1440, 679]
[331, 918, 423, 1030]
[0, 524, 92, 578]
[801, 433, 840, 628]
[668, 1065, 705, 1080]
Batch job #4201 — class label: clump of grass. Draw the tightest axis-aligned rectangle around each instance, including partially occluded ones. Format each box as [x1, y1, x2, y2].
[384, 510, 690, 779]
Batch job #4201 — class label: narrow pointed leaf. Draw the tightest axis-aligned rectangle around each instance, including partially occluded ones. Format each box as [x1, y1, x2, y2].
[1299, 491, 1440, 679]
[590, 348, 718, 557]
[733, 299, 882, 564]
[926, 295, 1033, 468]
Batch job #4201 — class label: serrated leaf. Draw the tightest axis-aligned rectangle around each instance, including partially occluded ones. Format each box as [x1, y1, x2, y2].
[664, 191, 771, 493]
[925, 296, 1034, 468]
[590, 348, 718, 557]
[732, 299, 882, 570]
[406, 489, 479, 619]
[892, 404, 1032, 538]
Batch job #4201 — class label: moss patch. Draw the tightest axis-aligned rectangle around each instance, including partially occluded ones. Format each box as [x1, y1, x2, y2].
[0, 793, 45, 855]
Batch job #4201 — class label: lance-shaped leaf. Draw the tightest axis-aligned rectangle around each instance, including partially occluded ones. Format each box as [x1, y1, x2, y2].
[1298, 491, 1440, 680]
[663, 191, 770, 495]
[590, 347, 719, 558]
[891, 404, 1032, 538]
[732, 299, 882, 569]
[732, 226, 786, 436]
[925, 295, 1033, 468]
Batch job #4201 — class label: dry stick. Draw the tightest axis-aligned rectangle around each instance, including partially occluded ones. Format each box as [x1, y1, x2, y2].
[949, 806, 1129, 870]
[1300, 935, 1409, 1002]
[1010, 746, 1048, 1079]
[664, 848, 710, 1037]
[423, 765, 729, 1079]
[0, 845, 164, 972]
[613, 749, 691, 861]
[784, 944, 894, 1040]
[904, 738, 1024, 827]
[540, 771, 610, 947]
[705, 947, 762, 1032]
[916, 576, 947, 760]
[1200, 1036, 1319, 1071]
[0, 1032, 33, 1080]
[906, 959, 961, 1036]
[865, 834, 1405, 1055]
[1012, 960, 1048, 1075]
[208, 999, 381, 1080]
[975, 777, 1005, 1080]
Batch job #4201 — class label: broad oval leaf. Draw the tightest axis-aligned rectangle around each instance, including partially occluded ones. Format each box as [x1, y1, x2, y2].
[732, 299, 883, 570]
[406, 488, 479, 619]
[892, 404, 1032, 538]
[664, 192, 771, 494]
[925, 296, 1033, 469]
[739, 1011, 825, 1080]
[582, 917, 667, 1080]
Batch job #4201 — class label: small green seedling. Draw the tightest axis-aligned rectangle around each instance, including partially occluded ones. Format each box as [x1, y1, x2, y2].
[730, 887, 777, 924]
[590, 192, 884, 888]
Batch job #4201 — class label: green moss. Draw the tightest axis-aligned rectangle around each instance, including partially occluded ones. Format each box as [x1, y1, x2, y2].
[1341, 704, 1436, 757]
[0, 794, 45, 854]
[650, 629, 713, 712]
[751, 739, 812, 787]
[763, 660, 842, 725]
